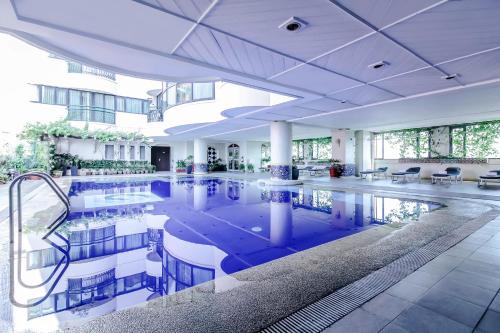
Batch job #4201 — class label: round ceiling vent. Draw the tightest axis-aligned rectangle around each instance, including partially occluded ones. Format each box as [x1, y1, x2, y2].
[279, 17, 308, 33]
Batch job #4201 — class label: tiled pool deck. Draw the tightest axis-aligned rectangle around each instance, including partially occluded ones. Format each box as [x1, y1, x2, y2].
[324, 215, 500, 333]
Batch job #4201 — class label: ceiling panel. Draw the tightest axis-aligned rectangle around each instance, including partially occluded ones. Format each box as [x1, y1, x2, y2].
[436, 49, 500, 85]
[147, 0, 215, 21]
[384, 0, 500, 64]
[203, 0, 371, 61]
[270, 106, 326, 118]
[14, 0, 194, 55]
[313, 34, 428, 83]
[299, 98, 357, 112]
[245, 113, 293, 121]
[270, 64, 360, 94]
[334, 0, 442, 29]
[175, 26, 301, 78]
[373, 68, 460, 97]
[328, 84, 400, 106]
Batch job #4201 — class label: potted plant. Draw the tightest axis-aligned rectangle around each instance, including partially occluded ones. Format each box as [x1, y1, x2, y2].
[239, 163, 246, 172]
[329, 159, 343, 178]
[291, 160, 299, 180]
[176, 160, 186, 173]
[70, 155, 79, 176]
[246, 163, 255, 173]
[185, 155, 193, 174]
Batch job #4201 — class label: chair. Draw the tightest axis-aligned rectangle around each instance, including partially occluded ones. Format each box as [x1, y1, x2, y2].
[360, 167, 388, 180]
[391, 167, 421, 183]
[478, 170, 500, 188]
[431, 167, 462, 184]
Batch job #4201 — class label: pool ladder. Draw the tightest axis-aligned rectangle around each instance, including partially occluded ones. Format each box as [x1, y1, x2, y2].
[8, 172, 71, 308]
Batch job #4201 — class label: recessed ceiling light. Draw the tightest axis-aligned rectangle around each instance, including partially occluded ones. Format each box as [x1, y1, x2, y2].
[368, 61, 389, 69]
[340, 100, 347, 104]
[441, 73, 459, 80]
[279, 17, 308, 32]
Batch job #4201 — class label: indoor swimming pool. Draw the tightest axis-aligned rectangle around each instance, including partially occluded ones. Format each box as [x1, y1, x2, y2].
[1, 176, 443, 332]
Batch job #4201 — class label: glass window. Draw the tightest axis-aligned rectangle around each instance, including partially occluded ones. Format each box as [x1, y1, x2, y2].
[129, 146, 135, 161]
[374, 134, 383, 159]
[55, 88, 67, 105]
[116, 97, 125, 111]
[40, 86, 56, 104]
[140, 146, 145, 160]
[105, 145, 114, 160]
[104, 95, 115, 110]
[193, 82, 214, 100]
[176, 83, 192, 104]
[167, 85, 176, 106]
[125, 98, 143, 114]
[142, 100, 150, 114]
[68, 89, 81, 105]
[93, 93, 104, 108]
[119, 145, 125, 160]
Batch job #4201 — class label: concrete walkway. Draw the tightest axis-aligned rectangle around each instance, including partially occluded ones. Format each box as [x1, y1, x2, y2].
[324, 216, 500, 333]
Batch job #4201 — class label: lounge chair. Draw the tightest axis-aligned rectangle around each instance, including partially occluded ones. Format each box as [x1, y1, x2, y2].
[478, 170, 500, 188]
[360, 167, 388, 180]
[391, 167, 421, 183]
[431, 167, 462, 184]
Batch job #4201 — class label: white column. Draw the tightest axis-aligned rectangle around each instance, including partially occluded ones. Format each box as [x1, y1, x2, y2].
[331, 129, 356, 176]
[269, 190, 293, 247]
[355, 130, 372, 176]
[193, 138, 208, 174]
[270, 121, 292, 181]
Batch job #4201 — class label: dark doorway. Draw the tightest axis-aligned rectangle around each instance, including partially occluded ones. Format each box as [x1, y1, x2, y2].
[151, 146, 170, 171]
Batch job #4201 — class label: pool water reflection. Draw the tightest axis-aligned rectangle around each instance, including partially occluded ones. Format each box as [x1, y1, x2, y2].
[2, 177, 442, 331]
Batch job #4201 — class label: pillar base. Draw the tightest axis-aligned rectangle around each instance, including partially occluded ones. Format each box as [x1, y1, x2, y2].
[193, 163, 208, 174]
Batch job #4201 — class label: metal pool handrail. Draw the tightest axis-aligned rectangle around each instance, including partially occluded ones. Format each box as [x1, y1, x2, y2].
[8, 172, 72, 308]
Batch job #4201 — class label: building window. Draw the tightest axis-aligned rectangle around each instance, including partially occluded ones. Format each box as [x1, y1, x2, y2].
[116, 97, 125, 111]
[374, 130, 431, 159]
[130, 146, 136, 160]
[119, 145, 125, 160]
[40, 86, 56, 104]
[125, 98, 144, 114]
[55, 88, 67, 105]
[450, 121, 500, 158]
[176, 83, 192, 104]
[105, 145, 114, 160]
[193, 82, 214, 100]
[140, 146, 146, 160]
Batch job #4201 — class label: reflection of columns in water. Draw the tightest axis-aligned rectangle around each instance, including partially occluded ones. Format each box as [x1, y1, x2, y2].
[193, 179, 208, 211]
[269, 190, 293, 247]
[194, 138, 208, 174]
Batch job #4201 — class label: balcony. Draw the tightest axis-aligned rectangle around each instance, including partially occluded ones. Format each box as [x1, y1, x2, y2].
[67, 105, 116, 124]
[68, 61, 116, 81]
[147, 108, 163, 123]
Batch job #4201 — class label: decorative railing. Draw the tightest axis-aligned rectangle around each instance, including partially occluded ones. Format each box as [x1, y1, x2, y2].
[147, 108, 164, 122]
[67, 62, 116, 81]
[67, 105, 116, 124]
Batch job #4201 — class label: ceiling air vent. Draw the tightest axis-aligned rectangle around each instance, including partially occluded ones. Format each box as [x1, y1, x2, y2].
[368, 61, 389, 69]
[441, 73, 459, 80]
[279, 17, 308, 32]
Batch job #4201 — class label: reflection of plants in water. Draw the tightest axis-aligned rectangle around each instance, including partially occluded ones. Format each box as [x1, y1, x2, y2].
[384, 200, 430, 224]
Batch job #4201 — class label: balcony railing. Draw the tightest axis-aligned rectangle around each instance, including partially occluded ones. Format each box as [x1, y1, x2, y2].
[147, 108, 163, 122]
[67, 105, 116, 124]
[68, 62, 116, 81]
[156, 82, 215, 112]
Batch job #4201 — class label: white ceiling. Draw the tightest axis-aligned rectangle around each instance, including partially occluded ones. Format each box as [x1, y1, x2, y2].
[1, 0, 500, 140]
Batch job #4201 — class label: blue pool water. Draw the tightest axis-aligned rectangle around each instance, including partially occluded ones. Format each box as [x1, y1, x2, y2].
[2, 177, 442, 331]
